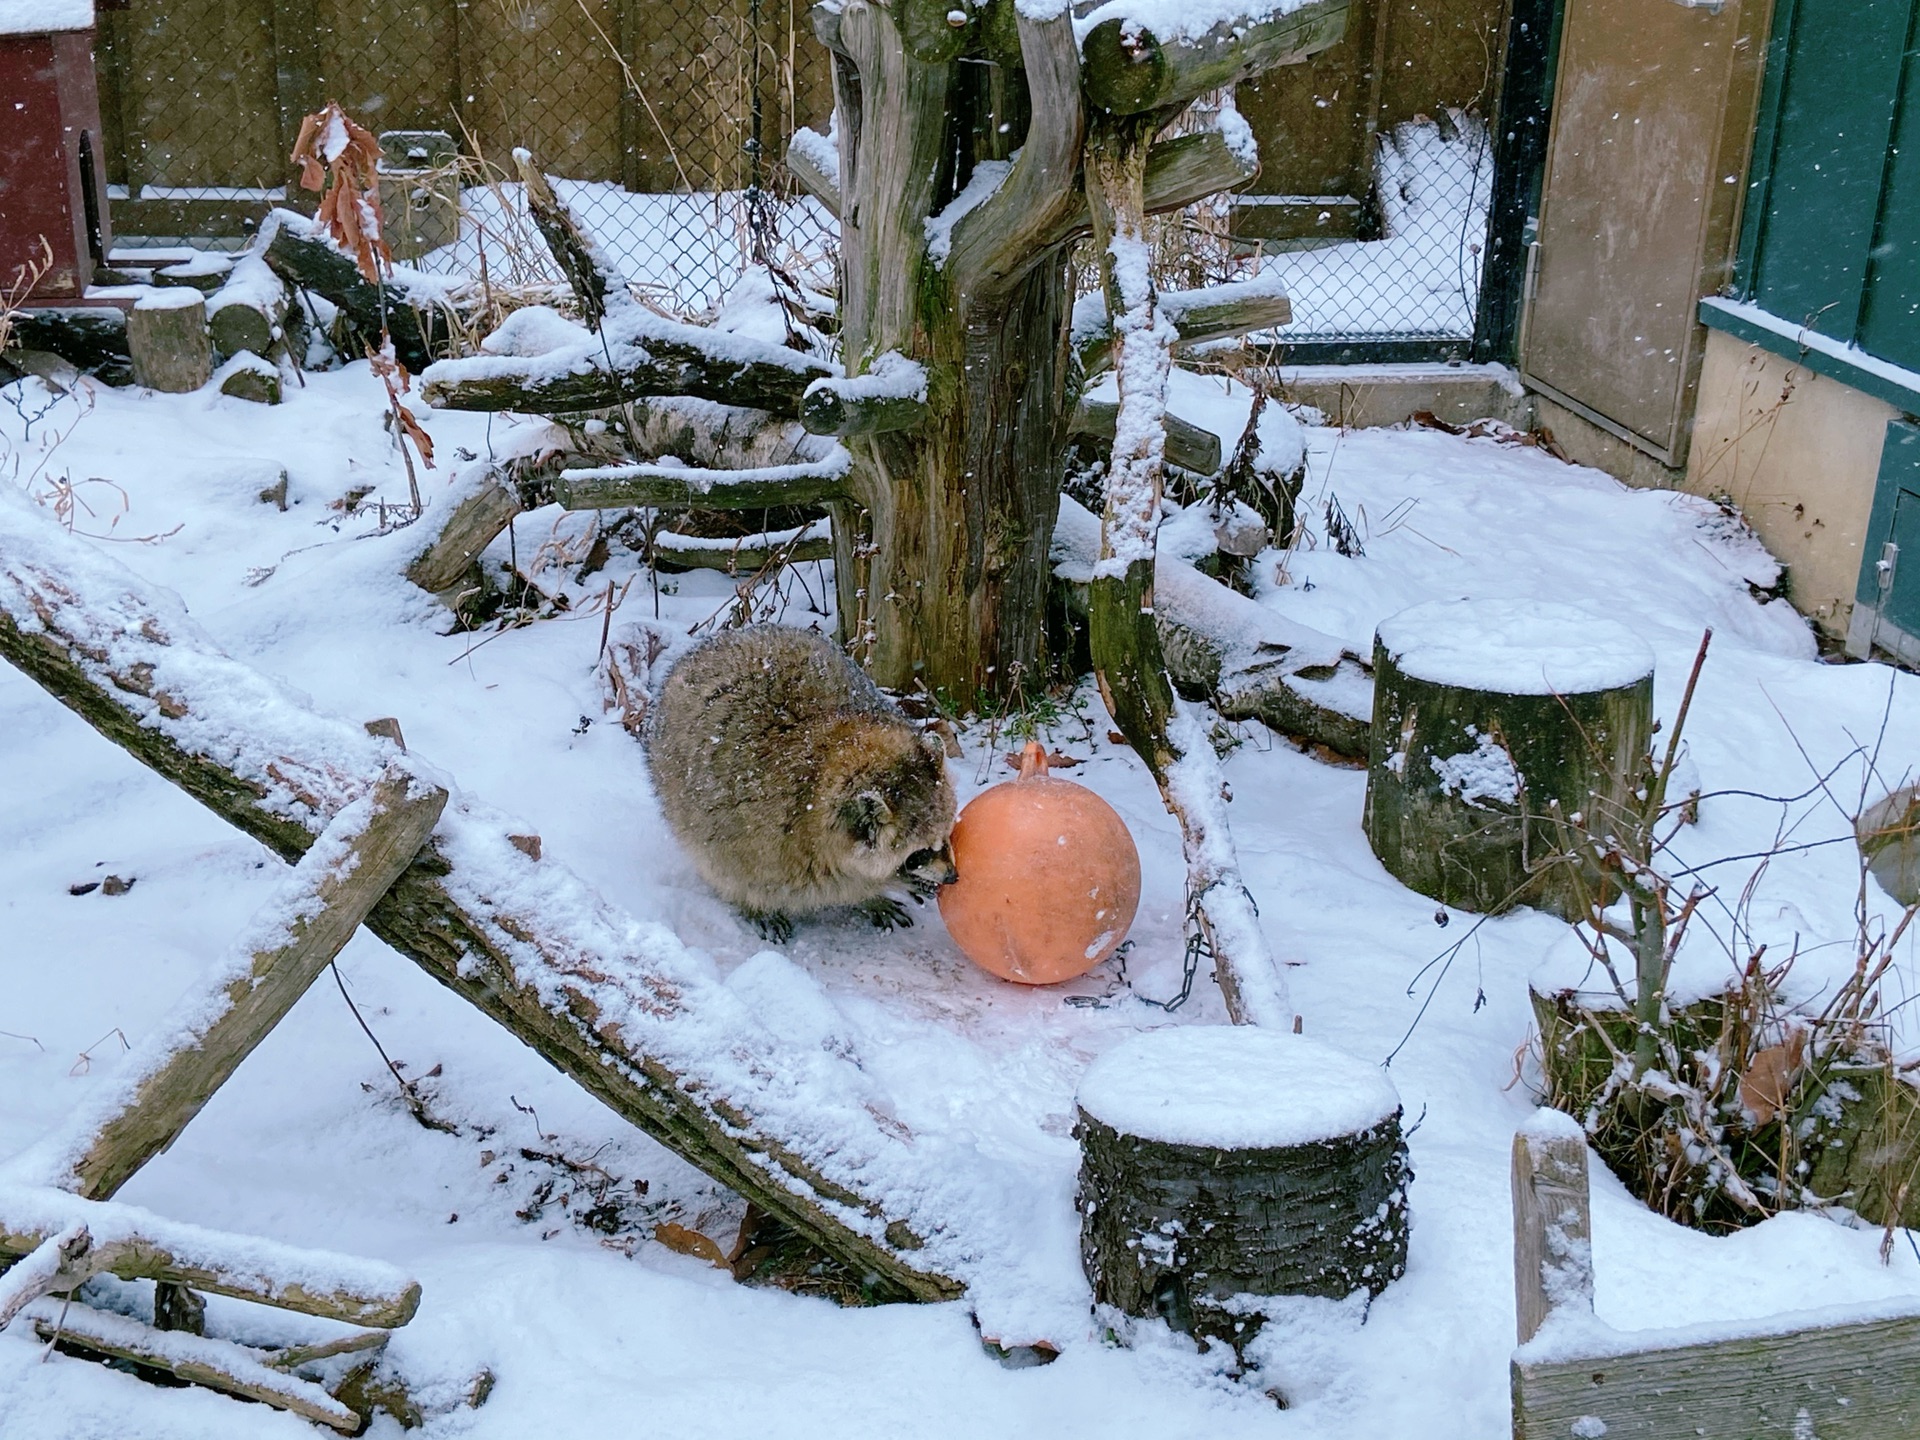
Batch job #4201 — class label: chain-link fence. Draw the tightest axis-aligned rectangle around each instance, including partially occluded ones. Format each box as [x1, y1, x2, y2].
[92, 0, 1493, 344]
[95, 0, 836, 314]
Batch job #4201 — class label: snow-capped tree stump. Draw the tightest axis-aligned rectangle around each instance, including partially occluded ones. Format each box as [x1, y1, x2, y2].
[259, 210, 461, 372]
[1076, 1028, 1410, 1344]
[206, 259, 289, 362]
[1364, 599, 1654, 918]
[128, 289, 212, 393]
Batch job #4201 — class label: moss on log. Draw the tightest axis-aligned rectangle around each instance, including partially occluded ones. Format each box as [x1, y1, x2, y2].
[1364, 600, 1654, 918]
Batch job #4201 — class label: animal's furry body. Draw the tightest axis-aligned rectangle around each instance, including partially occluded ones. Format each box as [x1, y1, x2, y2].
[646, 625, 956, 930]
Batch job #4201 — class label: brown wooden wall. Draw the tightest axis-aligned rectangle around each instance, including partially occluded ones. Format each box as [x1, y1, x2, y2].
[1237, 0, 1508, 200]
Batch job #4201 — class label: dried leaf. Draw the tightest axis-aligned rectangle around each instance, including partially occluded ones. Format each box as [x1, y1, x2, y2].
[1739, 1033, 1806, 1125]
[1004, 749, 1080, 770]
[653, 1222, 729, 1269]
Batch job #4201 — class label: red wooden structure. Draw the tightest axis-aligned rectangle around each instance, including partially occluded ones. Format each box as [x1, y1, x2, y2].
[1, 1, 110, 302]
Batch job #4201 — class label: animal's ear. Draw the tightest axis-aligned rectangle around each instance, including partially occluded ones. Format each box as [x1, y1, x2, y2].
[840, 790, 893, 844]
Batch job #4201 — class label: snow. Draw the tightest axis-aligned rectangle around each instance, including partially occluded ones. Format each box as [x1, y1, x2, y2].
[2, 359, 1917, 1438]
[0, 0, 90, 35]
[135, 288, 206, 313]
[1429, 727, 1521, 807]
[806, 349, 927, 405]
[789, 126, 840, 187]
[926, 161, 1013, 266]
[1376, 599, 1655, 695]
[1074, 0, 1310, 44]
[1079, 1027, 1398, 1149]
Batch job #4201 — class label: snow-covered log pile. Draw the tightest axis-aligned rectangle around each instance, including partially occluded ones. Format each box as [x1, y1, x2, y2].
[0, 486, 1089, 1329]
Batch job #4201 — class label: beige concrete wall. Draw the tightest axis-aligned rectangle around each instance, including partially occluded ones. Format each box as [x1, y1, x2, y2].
[1683, 328, 1897, 638]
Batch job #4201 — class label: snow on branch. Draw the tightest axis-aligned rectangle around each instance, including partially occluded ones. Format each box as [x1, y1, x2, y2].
[553, 450, 853, 510]
[418, 306, 836, 418]
[1077, 0, 1351, 115]
[801, 351, 929, 437]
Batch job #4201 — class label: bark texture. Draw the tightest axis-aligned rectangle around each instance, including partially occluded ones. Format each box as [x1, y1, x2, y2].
[1363, 646, 1654, 917]
[1077, 1107, 1411, 1342]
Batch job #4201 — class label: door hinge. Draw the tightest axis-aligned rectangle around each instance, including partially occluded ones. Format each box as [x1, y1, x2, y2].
[1876, 541, 1901, 594]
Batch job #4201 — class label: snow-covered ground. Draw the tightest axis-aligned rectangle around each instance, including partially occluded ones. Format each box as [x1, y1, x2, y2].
[1, 362, 1916, 1438]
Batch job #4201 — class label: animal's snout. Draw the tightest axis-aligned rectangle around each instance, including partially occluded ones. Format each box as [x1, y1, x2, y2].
[905, 844, 959, 886]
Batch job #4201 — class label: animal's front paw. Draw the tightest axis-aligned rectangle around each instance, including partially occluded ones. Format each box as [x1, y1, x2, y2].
[745, 908, 795, 943]
[861, 897, 914, 931]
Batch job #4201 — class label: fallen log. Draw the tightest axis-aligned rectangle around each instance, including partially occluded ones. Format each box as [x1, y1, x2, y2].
[6, 306, 130, 372]
[554, 453, 852, 510]
[25, 1299, 361, 1431]
[34, 768, 446, 1200]
[1053, 495, 1372, 758]
[406, 462, 524, 593]
[0, 486, 1011, 1308]
[259, 209, 465, 372]
[206, 256, 290, 361]
[651, 518, 833, 573]
[0, 1184, 420, 1327]
[513, 148, 623, 327]
[419, 308, 835, 418]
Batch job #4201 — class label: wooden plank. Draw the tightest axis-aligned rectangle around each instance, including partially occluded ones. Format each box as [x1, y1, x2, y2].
[1070, 398, 1222, 476]
[1511, 1109, 1595, 1345]
[61, 767, 448, 1200]
[554, 456, 851, 510]
[1513, 1309, 1920, 1440]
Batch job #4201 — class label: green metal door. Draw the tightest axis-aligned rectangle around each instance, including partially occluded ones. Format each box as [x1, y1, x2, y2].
[1854, 421, 1920, 663]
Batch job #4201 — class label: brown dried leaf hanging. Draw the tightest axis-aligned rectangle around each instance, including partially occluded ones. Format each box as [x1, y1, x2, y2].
[290, 101, 390, 284]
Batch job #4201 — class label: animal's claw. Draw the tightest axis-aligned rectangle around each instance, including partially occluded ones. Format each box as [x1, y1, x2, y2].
[746, 909, 794, 943]
[862, 897, 914, 931]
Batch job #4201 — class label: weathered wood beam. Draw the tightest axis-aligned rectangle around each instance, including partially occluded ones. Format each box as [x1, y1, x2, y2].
[0, 1187, 421, 1326]
[1510, 1109, 1594, 1346]
[944, 3, 1086, 296]
[406, 465, 524, 593]
[25, 1300, 361, 1431]
[1080, 0, 1351, 116]
[1077, 272, 1293, 375]
[55, 769, 446, 1200]
[259, 210, 460, 373]
[1071, 397, 1222, 476]
[554, 455, 852, 510]
[0, 497, 968, 1303]
[512, 148, 623, 327]
[784, 128, 843, 216]
[0, 1224, 89, 1330]
[418, 313, 834, 418]
[1039, 131, 1260, 251]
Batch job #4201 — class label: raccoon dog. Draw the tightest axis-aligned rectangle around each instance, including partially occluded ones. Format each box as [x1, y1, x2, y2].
[645, 625, 957, 939]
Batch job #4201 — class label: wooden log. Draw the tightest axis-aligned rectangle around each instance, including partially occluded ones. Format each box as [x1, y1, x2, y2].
[0, 1223, 89, 1330]
[1080, 0, 1351, 116]
[1070, 397, 1222, 476]
[406, 466, 524, 593]
[651, 519, 833, 574]
[799, 354, 928, 437]
[1077, 1028, 1409, 1346]
[0, 494, 968, 1303]
[25, 1300, 361, 1431]
[611, 396, 830, 471]
[785, 128, 842, 216]
[55, 767, 447, 1200]
[554, 455, 852, 511]
[1363, 599, 1655, 919]
[1040, 131, 1262, 252]
[151, 254, 235, 294]
[214, 354, 282, 405]
[417, 312, 835, 418]
[0, 1186, 421, 1326]
[1052, 497, 1373, 758]
[128, 290, 212, 394]
[259, 210, 457, 373]
[1510, 1108, 1594, 1345]
[206, 259, 289, 361]
[512, 148, 623, 327]
[6, 306, 131, 372]
[1076, 272, 1293, 377]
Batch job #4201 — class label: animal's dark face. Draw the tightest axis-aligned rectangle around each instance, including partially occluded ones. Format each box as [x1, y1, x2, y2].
[835, 731, 957, 884]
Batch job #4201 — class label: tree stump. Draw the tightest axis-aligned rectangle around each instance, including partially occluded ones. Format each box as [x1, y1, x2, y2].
[1364, 599, 1654, 919]
[128, 289, 212, 393]
[1076, 1027, 1410, 1346]
[1858, 782, 1920, 906]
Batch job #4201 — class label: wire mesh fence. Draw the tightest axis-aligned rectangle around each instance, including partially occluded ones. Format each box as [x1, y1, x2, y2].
[91, 0, 1492, 344]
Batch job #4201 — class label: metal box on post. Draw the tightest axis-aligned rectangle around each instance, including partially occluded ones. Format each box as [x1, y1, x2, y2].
[0, 1, 110, 301]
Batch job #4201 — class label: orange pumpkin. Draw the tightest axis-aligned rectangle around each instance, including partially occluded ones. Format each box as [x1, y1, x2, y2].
[939, 741, 1142, 985]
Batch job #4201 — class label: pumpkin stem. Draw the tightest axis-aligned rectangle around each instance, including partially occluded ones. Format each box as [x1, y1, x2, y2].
[1019, 740, 1049, 780]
